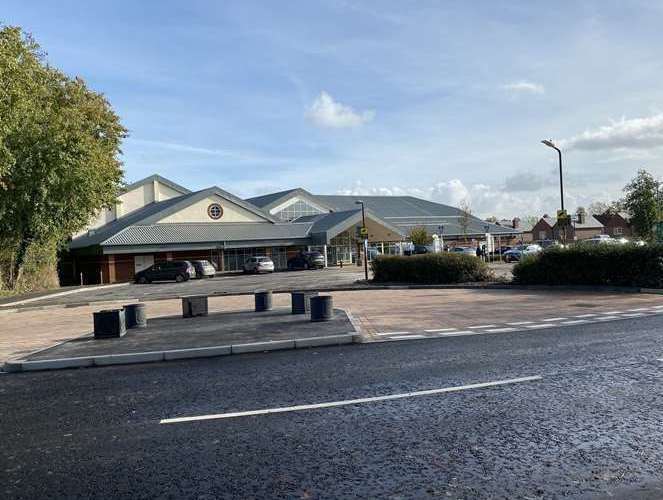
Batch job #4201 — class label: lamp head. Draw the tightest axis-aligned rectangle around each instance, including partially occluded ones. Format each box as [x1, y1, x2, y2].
[541, 139, 557, 149]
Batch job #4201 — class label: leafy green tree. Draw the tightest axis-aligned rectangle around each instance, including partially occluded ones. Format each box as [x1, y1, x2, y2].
[408, 226, 430, 245]
[622, 170, 660, 241]
[0, 26, 126, 290]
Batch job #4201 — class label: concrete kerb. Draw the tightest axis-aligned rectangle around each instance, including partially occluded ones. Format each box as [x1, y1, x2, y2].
[3, 334, 362, 373]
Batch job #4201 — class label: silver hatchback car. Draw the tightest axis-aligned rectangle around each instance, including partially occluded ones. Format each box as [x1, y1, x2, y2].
[243, 256, 275, 274]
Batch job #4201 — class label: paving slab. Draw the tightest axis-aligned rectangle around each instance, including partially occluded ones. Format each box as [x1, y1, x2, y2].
[22, 308, 353, 362]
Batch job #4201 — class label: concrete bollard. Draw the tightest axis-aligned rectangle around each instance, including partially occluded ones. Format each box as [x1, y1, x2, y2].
[182, 295, 209, 318]
[93, 309, 127, 338]
[124, 303, 147, 329]
[310, 295, 333, 322]
[291, 291, 319, 314]
[254, 289, 273, 312]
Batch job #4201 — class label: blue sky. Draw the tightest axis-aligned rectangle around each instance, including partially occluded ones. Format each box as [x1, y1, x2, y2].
[5, 1, 663, 217]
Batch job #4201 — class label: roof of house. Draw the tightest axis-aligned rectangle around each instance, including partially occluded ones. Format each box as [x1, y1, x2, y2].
[574, 215, 604, 229]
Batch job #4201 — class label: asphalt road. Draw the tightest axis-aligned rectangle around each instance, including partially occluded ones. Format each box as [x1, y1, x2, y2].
[7, 267, 366, 307]
[3, 315, 663, 499]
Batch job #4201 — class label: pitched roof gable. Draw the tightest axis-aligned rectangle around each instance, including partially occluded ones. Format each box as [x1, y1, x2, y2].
[122, 174, 190, 195]
[70, 186, 275, 249]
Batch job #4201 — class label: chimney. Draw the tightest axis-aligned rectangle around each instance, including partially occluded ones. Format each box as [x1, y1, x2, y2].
[576, 208, 586, 224]
[512, 217, 521, 229]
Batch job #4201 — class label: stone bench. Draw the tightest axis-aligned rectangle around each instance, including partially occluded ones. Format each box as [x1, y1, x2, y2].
[182, 295, 209, 318]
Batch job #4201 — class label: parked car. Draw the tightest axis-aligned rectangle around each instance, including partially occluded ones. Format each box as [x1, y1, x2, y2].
[287, 251, 325, 270]
[503, 244, 543, 262]
[191, 259, 216, 278]
[451, 247, 477, 256]
[581, 235, 618, 246]
[413, 244, 430, 255]
[490, 245, 512, 256]
[134, 260, 195, 284]
[243, 256, 275, 273]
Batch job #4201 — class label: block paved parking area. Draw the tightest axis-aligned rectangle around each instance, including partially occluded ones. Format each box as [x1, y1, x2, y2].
[2, 288, 663, 364]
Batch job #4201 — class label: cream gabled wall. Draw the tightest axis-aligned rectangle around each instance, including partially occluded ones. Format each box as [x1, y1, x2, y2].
[74, 178, 187, 237]
[158, 183, 182, 201]
[158, 194, 267, 223]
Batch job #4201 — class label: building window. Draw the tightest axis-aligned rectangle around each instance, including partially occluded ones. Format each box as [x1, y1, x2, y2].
[274, 199, 323, 221]
[207, 203, 223, 220]
[614, 226, 623, 235]
[538, 230, 547, 240]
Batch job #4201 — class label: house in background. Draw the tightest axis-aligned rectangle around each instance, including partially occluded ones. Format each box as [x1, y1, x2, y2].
[594, 211, 632, 238]
[530, 209, 605, 242]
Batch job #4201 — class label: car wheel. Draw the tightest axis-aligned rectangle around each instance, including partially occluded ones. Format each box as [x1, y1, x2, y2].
[137, 276, 148, 284]
[304, 262, 309, 270]
[175, 274, 185, 283]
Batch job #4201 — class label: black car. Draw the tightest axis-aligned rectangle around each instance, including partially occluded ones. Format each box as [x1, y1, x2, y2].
[134, 260, 195, 284]
[287, 251, 325, 270]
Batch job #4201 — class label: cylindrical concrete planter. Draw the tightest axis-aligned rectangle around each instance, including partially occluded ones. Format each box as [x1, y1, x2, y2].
[93, 309, 127, 338]
[124, 303, 147, 329]
[254, 290, 273, 312]
[310, 295, 333, 322]
[291, 291, 319, 314]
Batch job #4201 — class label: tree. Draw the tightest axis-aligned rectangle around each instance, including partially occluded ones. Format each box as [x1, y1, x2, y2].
[408, 226, 430, 246]
[459, 199, 472, 242]
[0, 26, 126, 291]
[622, 169, 660, 241]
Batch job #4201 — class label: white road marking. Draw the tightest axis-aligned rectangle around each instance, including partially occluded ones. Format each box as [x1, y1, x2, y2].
[468, 324, 498, 329]
[526, 324, 555, 329]
[574, 314, 597, 318]
[160, 375, 543, 424]
[560, 319, 589, 325]
[628, 308, 650, 312]
[424, 328, 457, 333]
[595, 315, 620, 321]
[389, 335, 426, 340]
[653, 305, 663, 309]
[543, 317, 567, 322]
[439, 330, 477, 336]
[485, 327, 517, 333]
[507, 321, 534, 325]
[621, 313, 645, 318]
[375, 331, 411, 336]
[602, 310, 623, 314]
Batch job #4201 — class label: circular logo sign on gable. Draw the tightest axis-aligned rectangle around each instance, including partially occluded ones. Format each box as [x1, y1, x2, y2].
[207, 203, 223, 220]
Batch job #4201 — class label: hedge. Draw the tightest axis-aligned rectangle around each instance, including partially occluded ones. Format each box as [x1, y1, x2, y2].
[371, 254, 492, 284]
[513, 244, 663, 288]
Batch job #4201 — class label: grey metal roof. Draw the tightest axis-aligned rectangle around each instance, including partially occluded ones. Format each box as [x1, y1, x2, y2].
[574, 215, 604, 229]
[244, 188, 301, 210]
[245, 187, 335, 213]
[315, 195, 517, 236]
[70, 186, 276, 249]
[247, 191, 520, 237]
[122, 174, 191, 195]
[102, 222, 313, 246]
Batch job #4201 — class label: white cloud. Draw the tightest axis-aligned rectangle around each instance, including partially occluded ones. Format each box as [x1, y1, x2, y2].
[307, 91, 374, 128]
[501, 80, 545, 94]
[561, 113, 663, 151]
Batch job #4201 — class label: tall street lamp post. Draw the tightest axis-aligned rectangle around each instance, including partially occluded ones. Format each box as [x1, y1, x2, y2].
[542, 139, 567, 241]
[541, 139, 564, 212]
[355, 200, 369, 281]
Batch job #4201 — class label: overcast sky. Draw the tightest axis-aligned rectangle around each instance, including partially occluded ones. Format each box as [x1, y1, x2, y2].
[5, 1, 663, 217]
